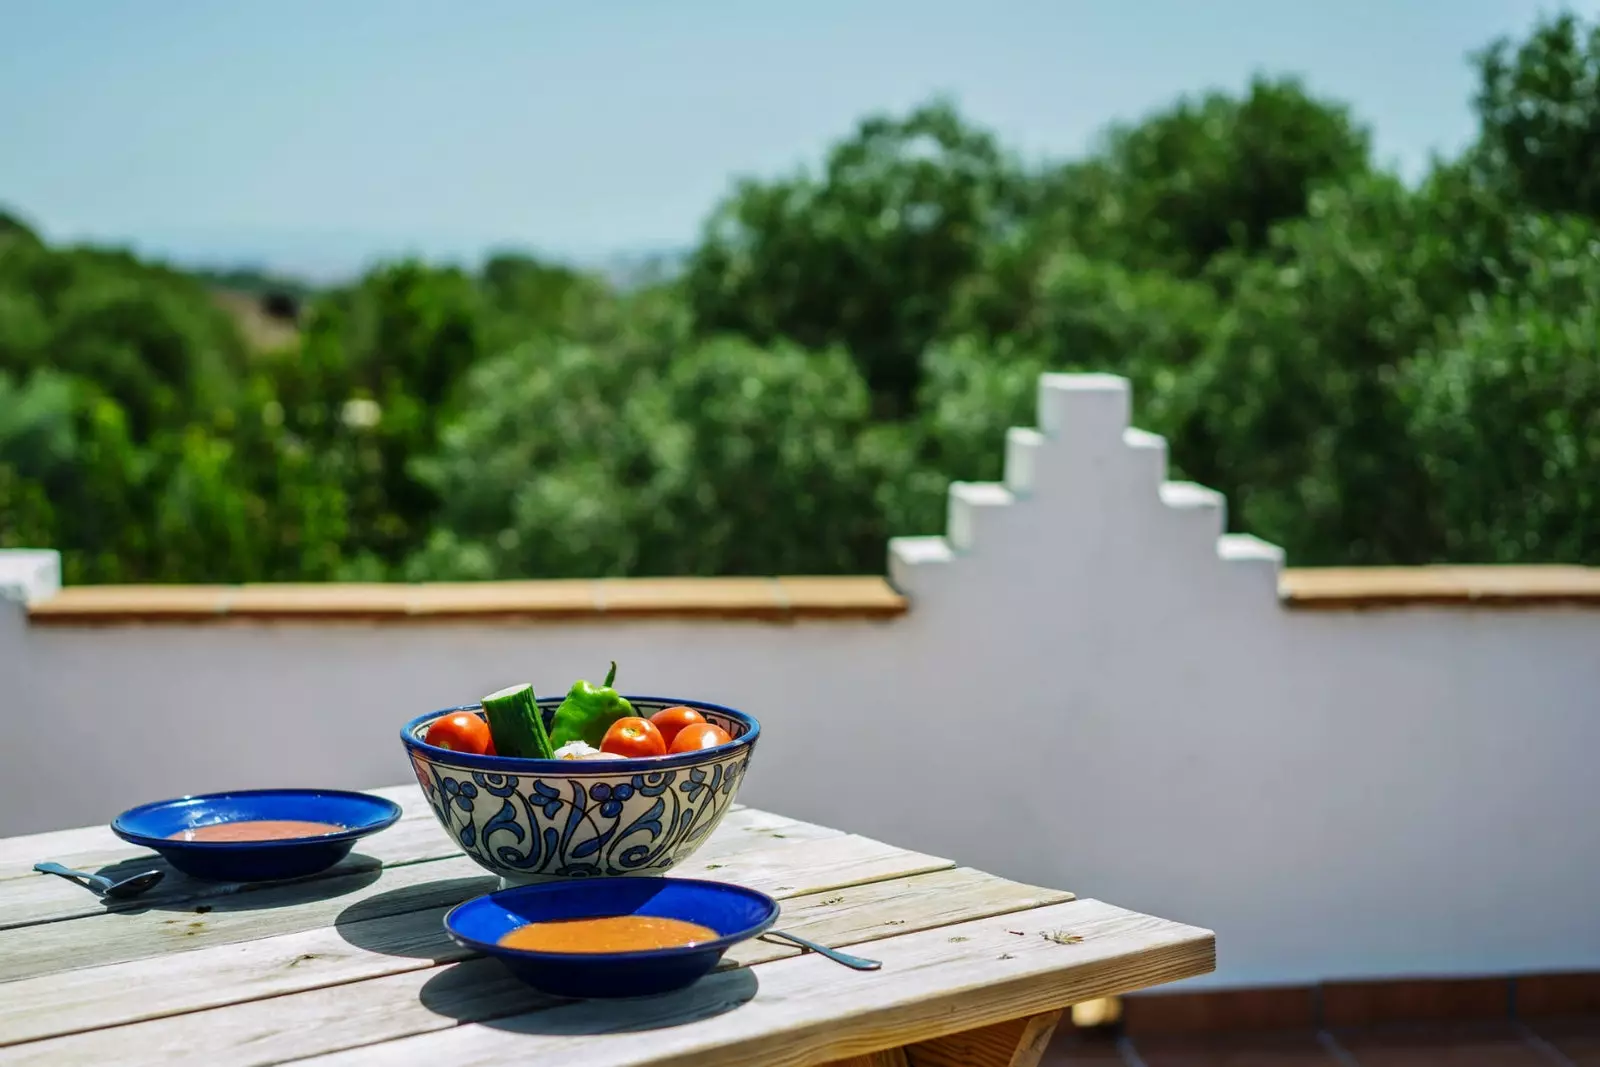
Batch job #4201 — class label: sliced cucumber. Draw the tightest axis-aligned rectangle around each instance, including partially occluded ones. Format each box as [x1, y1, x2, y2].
[481, 683, 554, 759]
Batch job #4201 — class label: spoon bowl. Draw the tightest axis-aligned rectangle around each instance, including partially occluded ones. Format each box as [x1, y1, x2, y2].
[103, 869, 168, 898]
[34, 861, 166, 900]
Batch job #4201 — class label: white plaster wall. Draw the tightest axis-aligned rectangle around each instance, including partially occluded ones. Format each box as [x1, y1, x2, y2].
[3, 373, 1597, 990]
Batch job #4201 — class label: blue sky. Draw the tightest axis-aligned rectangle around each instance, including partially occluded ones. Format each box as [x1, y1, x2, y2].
[2, 0, 1594, 278]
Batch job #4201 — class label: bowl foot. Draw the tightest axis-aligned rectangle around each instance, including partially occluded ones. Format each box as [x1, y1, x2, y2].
[496, 869, 667, 890]
[501, 951, 723, 999]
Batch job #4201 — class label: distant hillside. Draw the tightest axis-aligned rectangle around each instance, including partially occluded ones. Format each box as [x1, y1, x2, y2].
[209, 288, 302, 353]
[191, 266, 319, 301]
[190, 247, 687, 353]
[590, 248, 690, 291]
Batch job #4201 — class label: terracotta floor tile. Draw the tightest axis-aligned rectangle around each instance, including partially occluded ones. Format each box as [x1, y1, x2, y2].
[1322, 977, 1512, 1028]
[1333, 1021, 1548, 1067]
[1131, 1031, 1342, 1067]
[1123, 987, 1318, 1035]
[1526, 1016, 1600, 1066]
[1040, 1031, 1129, 1065]
[1517, 974, 1600, 1019]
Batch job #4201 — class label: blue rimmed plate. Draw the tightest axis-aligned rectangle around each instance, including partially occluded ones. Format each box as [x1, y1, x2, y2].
[444, 876, 779, 999]
[111, 788, 402, 882]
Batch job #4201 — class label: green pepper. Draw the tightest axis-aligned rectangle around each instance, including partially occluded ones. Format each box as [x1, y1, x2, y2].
[549, 661, 637, 749]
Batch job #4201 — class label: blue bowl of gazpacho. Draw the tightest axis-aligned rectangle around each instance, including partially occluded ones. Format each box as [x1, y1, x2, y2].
[444, 876, 779, 999]
[111, 788, 403, 882]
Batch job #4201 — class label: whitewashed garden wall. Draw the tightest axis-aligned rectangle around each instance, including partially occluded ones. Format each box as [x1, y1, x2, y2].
[3, 373, 1596, 989]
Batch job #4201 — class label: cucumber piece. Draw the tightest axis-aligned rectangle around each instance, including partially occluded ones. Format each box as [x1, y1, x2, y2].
[481, 683, 554, 759]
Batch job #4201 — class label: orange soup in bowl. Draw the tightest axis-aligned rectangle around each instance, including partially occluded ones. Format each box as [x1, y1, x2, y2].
[497, 915, 719, 954]
[167, 819, 345, 842]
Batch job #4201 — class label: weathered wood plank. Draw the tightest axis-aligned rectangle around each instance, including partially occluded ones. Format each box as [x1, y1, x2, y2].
[904, 1010, 1063, 1067]
[0, 866, 1047, 1047]
[284, 899, 1214, 1067]
[0, 831, 944, 984]
[0, 957, 541, 1067]
[0, 805, 834, 931]
[0, 906, 457, 1048]
[720, 866, 1071, 969]
[0, 784, 430, 882]
[2, 795, 746, 880]
[0, 817, 449, 931]
[0, 868, 1062, 1058]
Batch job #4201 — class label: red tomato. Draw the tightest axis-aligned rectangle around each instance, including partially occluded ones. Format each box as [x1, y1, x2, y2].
[648, 706, 706, 748]
[424, 712, 492, 755]
[600, 717, 668, 758]
[667, 722, 733, 754]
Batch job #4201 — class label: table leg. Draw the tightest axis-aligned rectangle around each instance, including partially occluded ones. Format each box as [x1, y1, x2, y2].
[822, 1009, 1064, 1067]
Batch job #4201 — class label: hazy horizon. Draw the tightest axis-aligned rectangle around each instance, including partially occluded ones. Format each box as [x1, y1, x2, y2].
[5, 0, 1597, 281]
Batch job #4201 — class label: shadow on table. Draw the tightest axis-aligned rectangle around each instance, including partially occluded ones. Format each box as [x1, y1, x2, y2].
[88, 855, 383, 915]
[418, 960, 759, 1036]
[333, 875, 495, 959]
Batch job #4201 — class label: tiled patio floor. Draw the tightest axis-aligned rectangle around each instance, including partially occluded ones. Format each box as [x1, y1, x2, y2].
[1046, 1015, 1600, 1066]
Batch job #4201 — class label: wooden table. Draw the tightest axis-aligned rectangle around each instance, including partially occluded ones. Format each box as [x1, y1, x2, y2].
[0, 785, 1213, 1066]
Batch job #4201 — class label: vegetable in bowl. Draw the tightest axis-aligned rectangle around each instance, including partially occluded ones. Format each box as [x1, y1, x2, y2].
[423, 661, 732, 761]
[402, 663, 758, 885]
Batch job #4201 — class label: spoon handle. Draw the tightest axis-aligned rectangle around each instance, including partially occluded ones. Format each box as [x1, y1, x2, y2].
[34, 861, 114, 894]
[765, 929, 882, 970]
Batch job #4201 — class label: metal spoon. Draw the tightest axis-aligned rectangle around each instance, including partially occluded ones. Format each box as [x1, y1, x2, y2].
[763, 929, 881, 970]
[34, 861, 166, 899]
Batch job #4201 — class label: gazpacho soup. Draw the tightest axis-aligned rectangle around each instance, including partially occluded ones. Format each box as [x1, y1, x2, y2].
[497, 915, 719, 953]
[168, 819, 345, 842]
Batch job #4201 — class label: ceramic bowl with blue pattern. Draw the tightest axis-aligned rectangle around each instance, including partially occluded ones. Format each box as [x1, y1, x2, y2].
[401, 697, 758, 886]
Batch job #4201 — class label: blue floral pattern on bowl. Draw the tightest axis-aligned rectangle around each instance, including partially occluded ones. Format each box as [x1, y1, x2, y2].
[401, 697, 757, 885]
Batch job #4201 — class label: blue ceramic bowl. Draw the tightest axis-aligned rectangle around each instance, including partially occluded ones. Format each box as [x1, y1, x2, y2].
[111, 788, 403, 882]
[402, 697, 759, 886]
[444, 876, 779, 998]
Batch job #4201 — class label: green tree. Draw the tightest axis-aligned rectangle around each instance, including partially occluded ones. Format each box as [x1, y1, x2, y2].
[951, 251, 1217, 416]
[1166, 172, 1489, 564]
[406, 334, 672, 579]
[412, 334, 894, 578]
[0, 372, 152, 582]
[0, 243, 245, 438]
[146, 371, 355, 582]
[868, 336, 1046, 539]
[644, 338, 892, 574]
[1475, 12, 1600, 218]
[291, 262, 485, 566]
[477, 252, 614, 350]
[1406, 213, 1600, 562]
[685, 100, 1029, 415]
[1027, 76, 1372, 279]
[0, 207, 43, 249]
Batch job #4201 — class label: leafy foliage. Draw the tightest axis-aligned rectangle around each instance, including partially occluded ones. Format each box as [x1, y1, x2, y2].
[1406, 214, 1600, 561]
[1038, 76, 1373, 277]
[684, 100, 1031, 415]
[4, 11, 1599, 580]
[1475, 13, 1600, 218]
